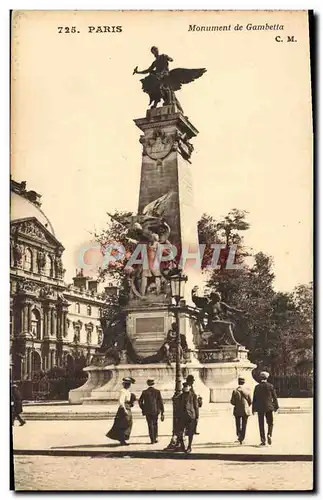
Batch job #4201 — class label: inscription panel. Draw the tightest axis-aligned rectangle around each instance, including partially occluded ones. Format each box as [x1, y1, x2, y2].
[135, 317, 165, 334]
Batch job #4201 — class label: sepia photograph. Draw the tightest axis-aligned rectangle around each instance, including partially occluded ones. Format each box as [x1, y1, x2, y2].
[10, 9, 313, 491]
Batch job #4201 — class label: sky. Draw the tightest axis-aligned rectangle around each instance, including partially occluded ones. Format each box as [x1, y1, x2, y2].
[11, 10, 313, 292]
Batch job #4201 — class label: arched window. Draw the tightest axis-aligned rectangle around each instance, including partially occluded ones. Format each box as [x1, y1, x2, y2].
[87, 329, 92, 344]
[97, 328, 103, 346]
[75, 302, 80, 314]
[64, 318, 70, 338]
[31, 308, 41, 340]
[73, 325, 81, 342]
[45, 254, 54, 277]
[87, 305, 92, 316]
[24, 248, 33, 272]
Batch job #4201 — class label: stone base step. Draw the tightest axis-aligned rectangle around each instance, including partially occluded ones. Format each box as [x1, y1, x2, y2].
[22, 405, 311, 421]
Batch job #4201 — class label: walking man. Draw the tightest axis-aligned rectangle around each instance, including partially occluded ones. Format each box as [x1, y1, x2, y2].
[252, 371, 279, 446]
[177, 382, 199, 453]
[230, 376, 252, 444]
[11, 382, 26, 426]
[139, 379, 164, 444]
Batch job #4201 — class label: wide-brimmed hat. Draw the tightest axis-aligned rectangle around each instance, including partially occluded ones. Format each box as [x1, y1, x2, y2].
[186, 375, 195, 383]
[147, 379, 155, 386]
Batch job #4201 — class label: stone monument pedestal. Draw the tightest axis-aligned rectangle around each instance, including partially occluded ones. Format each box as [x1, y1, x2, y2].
[126, 301, 172, 357]
[200, 345, 256, 403]
[69, 360, 210, 405]
[69, 345, 256, 405]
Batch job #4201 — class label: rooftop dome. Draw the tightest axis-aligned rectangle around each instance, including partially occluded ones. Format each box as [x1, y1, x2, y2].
[11, 191, 55, 236]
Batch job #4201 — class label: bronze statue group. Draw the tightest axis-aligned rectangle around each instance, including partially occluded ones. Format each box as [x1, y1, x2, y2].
[106, 371, 279, 453]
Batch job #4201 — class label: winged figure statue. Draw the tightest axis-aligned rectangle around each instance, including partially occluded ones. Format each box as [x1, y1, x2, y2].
[133, 46, 207, 112]
[107, 201, 175, 297]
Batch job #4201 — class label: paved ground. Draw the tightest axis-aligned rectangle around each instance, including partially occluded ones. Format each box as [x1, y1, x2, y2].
[13, 456, 313, 491]
[12, 410, 313, 491]
[13, 413, 313, 457]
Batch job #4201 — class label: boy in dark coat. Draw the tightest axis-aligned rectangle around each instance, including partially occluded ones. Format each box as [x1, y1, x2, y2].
[186, 374, 202, 434]
[230, 376, 252, 444]
[139, 379, 164, 444]
[177, 382, 199, 453]
[252, 371, 279, 445]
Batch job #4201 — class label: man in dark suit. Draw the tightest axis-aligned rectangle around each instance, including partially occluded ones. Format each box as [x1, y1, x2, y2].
[252, 371, 279, 446]
[177, 382, 199, 453]
[230, 376, 252, 444]
[139, 379, 164, 444]
[11, 382, 26, 426]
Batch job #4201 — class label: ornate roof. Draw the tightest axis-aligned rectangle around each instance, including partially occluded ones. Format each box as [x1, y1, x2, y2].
[11, 190, 55, 236]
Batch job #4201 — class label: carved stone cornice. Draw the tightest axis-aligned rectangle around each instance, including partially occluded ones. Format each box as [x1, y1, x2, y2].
[16, 278, 39, 296]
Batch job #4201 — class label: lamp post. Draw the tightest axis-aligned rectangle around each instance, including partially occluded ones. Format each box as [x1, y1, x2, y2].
[164, 269, 188, 451]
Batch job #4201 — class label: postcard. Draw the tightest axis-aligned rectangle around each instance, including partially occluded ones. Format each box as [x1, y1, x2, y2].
[11, 10, 313, 492]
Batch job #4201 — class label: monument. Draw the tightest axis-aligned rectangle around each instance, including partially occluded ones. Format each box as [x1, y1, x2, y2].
[69, 47, 255, 405]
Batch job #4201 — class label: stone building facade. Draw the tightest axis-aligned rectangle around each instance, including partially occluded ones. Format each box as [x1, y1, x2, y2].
[10, 179, 105, 382]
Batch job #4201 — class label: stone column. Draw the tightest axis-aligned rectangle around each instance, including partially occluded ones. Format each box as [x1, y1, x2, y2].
[26, 348, 30, 378]
[46, 305, 54, 336]
[28, 304, 32, 332]
[20, 353, 26, 379]
[22, 304, 29, 332]
[63, 311, 68, 337]
[42, 304, 52, 339]
[57, 311, 61, 340]
[51, 309, 57, 337]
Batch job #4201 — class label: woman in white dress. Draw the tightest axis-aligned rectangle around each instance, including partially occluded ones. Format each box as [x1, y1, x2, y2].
[106, 377, 136, 445]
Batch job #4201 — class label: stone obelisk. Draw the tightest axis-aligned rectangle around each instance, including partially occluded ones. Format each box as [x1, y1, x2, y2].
[135, 104, 199, 256]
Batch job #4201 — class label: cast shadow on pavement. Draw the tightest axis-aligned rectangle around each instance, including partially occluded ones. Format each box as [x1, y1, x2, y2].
[51, 441, 244, 450]
[51, 442, 152, 449]
[191, 442, 242, 449]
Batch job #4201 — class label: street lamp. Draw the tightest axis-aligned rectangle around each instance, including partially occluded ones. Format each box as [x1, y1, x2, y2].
[164, 268, 188, 451]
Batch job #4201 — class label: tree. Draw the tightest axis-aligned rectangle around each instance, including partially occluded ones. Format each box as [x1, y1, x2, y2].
[94, 210, 135, 323]
[289, 283, 313, 373]
[198, 209, 250, 271]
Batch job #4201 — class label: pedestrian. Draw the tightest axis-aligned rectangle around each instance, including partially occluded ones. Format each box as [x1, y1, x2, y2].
[230, 376, 252, 444]
[11, 382, 26, 426]
[186, 374, 202, 435]
[106, 377, 136, 446]
[138, 379, 165, 444]
[177, 382, 199, 453]
[252, 371, 279, 446]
